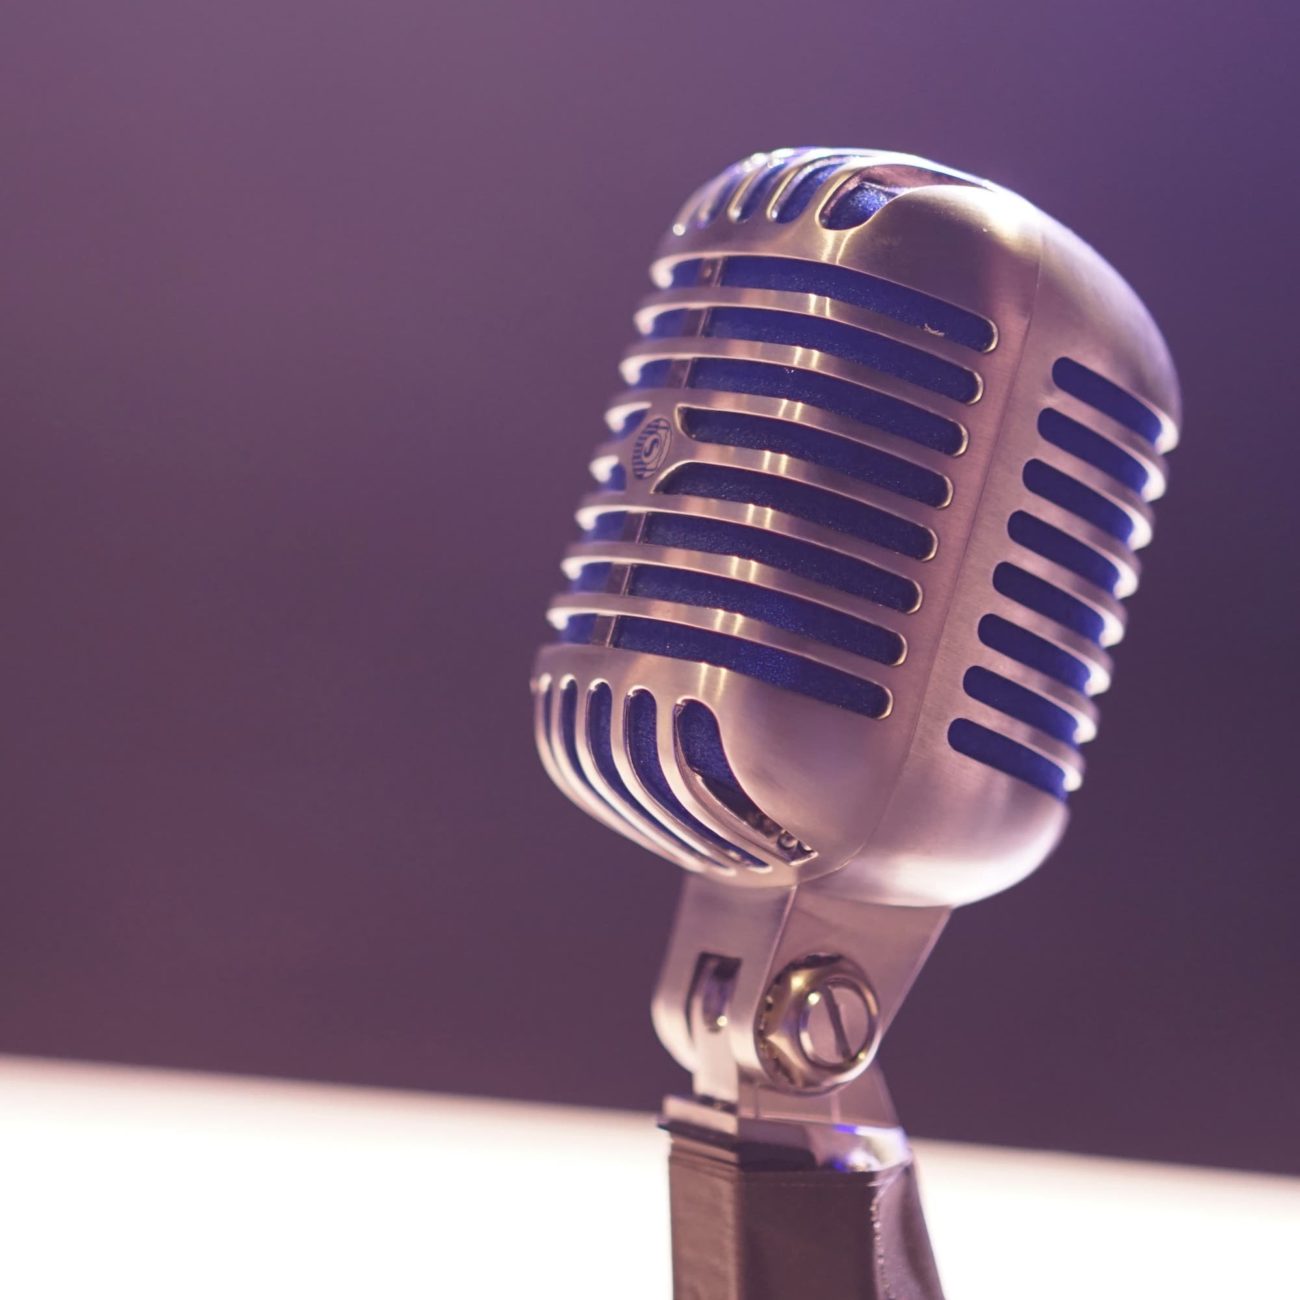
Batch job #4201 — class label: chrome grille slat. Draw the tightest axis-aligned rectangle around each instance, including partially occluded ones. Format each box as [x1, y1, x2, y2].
[721, 150, 798, 221]
[650, 249, 996, 353]
[955, 698, 1084, 788]
[667, 442, 941, 532]
[985, 591, 1114, 692]
[1010, 504, 1141, 597]
[535, 675, 699, 866]
[605, 387, 958, 481]
[1040, 398, 1169, 501]
[548, 592, 903, 681]
[1052, 355, 1178, 454]
[621, 337, 973, 430]
[606, 685, 761, 868]
[634, 287, 984, 381]
[562, 541, 913, 634]
[1031, 442, 1156, 543]
[573, 494, 933, 585]
[580, 679, 734, 869]
[542, 677, 641, 839]
[1005, 544, 1129, 646]
[978, 659, 1100, 742]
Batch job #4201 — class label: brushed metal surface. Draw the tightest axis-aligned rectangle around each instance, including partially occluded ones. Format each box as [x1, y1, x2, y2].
[531, 149, 1180, 1173]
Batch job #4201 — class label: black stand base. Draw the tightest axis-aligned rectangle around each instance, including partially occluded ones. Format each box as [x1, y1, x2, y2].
[667, 1128, 945, 1300]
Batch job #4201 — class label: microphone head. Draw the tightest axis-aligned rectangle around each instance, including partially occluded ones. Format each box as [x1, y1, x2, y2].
[533, 147, 1179, 907]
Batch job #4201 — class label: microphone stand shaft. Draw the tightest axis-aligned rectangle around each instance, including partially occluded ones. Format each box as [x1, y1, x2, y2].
[667, 1127, 944, 1300]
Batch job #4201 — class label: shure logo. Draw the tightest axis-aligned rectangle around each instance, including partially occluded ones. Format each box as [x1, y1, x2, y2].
[631, 416, 672, 480]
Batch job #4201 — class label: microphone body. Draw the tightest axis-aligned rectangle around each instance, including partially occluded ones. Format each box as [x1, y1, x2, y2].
[532, 148, 1179, 1297]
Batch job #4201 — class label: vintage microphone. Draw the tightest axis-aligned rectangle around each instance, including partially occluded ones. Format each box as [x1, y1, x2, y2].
[531, 148, 1180, 1299]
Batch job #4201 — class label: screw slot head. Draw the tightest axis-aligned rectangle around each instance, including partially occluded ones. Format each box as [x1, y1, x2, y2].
[797, 976, 875, 1069]
[757, 956, 881, 1092]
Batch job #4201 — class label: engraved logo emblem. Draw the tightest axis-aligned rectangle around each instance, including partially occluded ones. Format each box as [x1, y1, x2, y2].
[631, 416, 672, 480]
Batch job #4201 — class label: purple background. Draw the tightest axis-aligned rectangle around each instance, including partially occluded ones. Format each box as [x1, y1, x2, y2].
[2, 2, 1297, 1173]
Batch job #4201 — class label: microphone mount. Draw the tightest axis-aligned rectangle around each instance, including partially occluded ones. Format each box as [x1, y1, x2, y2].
[657, 874, 947, 1166]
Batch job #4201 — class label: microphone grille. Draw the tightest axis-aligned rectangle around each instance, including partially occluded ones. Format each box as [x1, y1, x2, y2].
[536, 148, 1179, 887]
[949, 355, 1174, 798]
[556, 152, 989, 720]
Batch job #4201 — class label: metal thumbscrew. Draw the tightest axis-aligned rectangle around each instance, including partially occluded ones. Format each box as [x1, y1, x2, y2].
[758, 956, 881, 1090]
[797, 977, 874, 1070]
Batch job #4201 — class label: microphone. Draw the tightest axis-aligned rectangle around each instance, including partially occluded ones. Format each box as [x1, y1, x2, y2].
[532, 147, 1179, 1298]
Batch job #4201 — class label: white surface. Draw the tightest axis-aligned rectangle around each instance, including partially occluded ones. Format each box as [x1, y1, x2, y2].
[0, 1057, 1295, 1299]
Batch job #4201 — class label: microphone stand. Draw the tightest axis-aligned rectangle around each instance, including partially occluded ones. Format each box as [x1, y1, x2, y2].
[652, 876, 950, 1299]
[664, 1101, 942, 1300]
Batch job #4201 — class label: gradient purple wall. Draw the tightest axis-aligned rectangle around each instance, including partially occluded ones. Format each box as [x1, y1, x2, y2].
[1, 2, 1296, 1173]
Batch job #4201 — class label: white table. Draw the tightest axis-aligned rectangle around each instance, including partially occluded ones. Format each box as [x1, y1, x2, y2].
[0, 1056, 1294, 1298]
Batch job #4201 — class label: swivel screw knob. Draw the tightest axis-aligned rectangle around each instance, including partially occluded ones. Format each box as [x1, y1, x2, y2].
[757, 955, 881, 1091]
[797, 977, 875, 1070]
